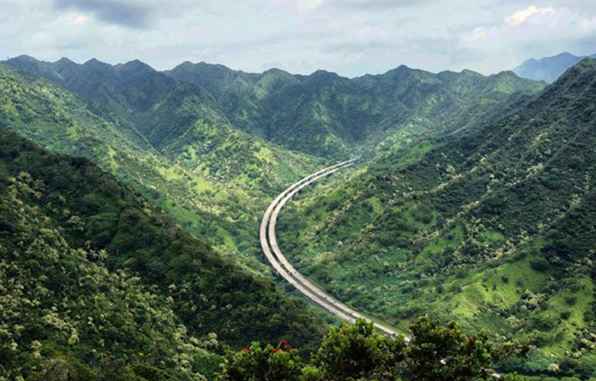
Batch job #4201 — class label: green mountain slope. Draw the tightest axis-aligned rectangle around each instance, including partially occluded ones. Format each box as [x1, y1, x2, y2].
[0, 128, 218, 381]
[4, 56, 543, 162]
[277, 59, 596, 378]
[0, 62, 318, 263]
[0, 128, 325, 379]
[167, 62, 544, 158]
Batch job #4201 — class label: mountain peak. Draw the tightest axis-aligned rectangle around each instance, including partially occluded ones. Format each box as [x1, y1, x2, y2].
[117, 59, 155, 73]
[307, 69, 343, 82]
[84, 58, 111, 68]
[382, 65, 418, 78]
[385, 64, 411, 74]
[10, 54, 39, 63]
[55, 57, 77, 66]
[554, 52, 578, 59]
[262, 67, 291, 76]
[514, 52, 586, 83]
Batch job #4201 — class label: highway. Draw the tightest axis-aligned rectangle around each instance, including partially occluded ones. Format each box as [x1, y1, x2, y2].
[260, 160, 398, 337]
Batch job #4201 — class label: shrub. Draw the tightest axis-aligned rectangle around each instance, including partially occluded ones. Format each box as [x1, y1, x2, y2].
[218, 318, 504, 381]
[530, 258, 550, 272]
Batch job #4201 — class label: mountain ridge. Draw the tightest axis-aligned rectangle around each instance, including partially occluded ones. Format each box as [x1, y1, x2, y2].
[514, 51, 596, 83]
[277, 58, 596, 378]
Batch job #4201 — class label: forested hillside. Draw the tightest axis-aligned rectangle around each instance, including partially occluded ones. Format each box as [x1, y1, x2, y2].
[0, 56, 543, 269]
[167, 61, 544, 158]
[3, 52, 591, 380]
[0, 128, 328, 379]
[4, 55, 543, 160]
[0, 62, 318, 264]
[279, 59, 596, 379]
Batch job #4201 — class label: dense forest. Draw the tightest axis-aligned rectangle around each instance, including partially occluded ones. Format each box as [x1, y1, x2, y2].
[0, 129, 324, 380]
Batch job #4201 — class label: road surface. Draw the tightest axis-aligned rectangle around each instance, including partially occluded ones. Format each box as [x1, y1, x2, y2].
[260, 160, 398, 337]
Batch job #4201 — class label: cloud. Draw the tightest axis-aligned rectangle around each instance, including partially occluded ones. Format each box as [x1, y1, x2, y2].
[327, 0, 423, 9]
[53, 0, 155, 28]
[505, 5, 555, 27]
[1, 0, 595, 77]
[462, 27, 489, 43]
[71, 14, 89, 25]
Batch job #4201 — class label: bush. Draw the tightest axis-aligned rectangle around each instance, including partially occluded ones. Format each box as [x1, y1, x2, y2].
[218, 318, 504, 381]
[560, 311, 571, 320]
[217, 341, 304, 381]
[530, 258, 550, 272]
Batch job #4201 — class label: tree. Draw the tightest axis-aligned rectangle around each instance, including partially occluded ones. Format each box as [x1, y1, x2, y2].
[218, 317, 513, 381]
[312, 320, 406, 381]
[217, 341, 303, 381]
[404, 316, 492, 381]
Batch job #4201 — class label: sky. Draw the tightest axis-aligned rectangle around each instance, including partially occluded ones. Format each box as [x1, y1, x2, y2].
[1, 0, 595, 77]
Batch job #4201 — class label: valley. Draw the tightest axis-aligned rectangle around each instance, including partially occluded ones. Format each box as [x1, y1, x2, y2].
[0, 53, 594, 380]
[277, 59, 596, 378]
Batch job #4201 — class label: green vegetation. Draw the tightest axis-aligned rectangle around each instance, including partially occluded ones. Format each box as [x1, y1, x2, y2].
[0, 129, 326, 380]
[218, 318, 527, 381]
[0, 61, 318, 266]
[166, 62, 544, 158]
[279, 59, 596, 379]
[1, 53, 593, 379]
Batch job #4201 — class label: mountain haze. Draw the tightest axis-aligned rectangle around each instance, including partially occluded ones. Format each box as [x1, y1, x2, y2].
[514, 52, 596, 83]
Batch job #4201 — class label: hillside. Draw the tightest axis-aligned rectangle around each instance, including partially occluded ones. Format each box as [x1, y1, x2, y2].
[278, 59, 596, 378]
[514, 52, 596, 83]
[0, 56, 544, 264]
[0, 128, 328, 380]
[3, 54, 578, 379]
[0, 133, 220, 381]
[167, 61, 544, 158]
[0, 62, 318, 264]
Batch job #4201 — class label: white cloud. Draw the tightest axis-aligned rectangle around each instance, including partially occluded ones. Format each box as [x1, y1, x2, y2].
[271, 0, 324, 12]
[71, 14, 89, 25]
[505, 5, 555, 27]
[463, 27, 489, 43]
[1, 0, 595, 76]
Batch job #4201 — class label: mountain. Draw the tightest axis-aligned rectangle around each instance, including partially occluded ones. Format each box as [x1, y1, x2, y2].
[0, 127, 327, 379]
[0, 56, 543, 264]
[0, 52, 591, 379]
[5, 56, 543, 160]
[514, 52, 596, 83]
[278, 59, 596, 378]
[4, 55, 222, 150]
[0, 60, 319, 263]
[167, 61, 544, 158]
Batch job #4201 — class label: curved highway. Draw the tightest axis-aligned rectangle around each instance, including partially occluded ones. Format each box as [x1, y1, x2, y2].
[260, 161, 398, 337]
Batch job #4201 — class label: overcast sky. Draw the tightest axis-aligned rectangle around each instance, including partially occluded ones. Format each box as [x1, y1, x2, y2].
[1, 0, 595, 76]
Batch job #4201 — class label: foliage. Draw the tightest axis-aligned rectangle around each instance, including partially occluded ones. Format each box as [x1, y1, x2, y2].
[217, 341, 303, 381]
[0, 60, 318, 264]
[0, 128, 326, 378]
[278, 59, 596, 378]
[219, 318, 512, 381]
[0, 143, 214, 380]
[166, 61, 543, 158]
[1, 54, 592, 380]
